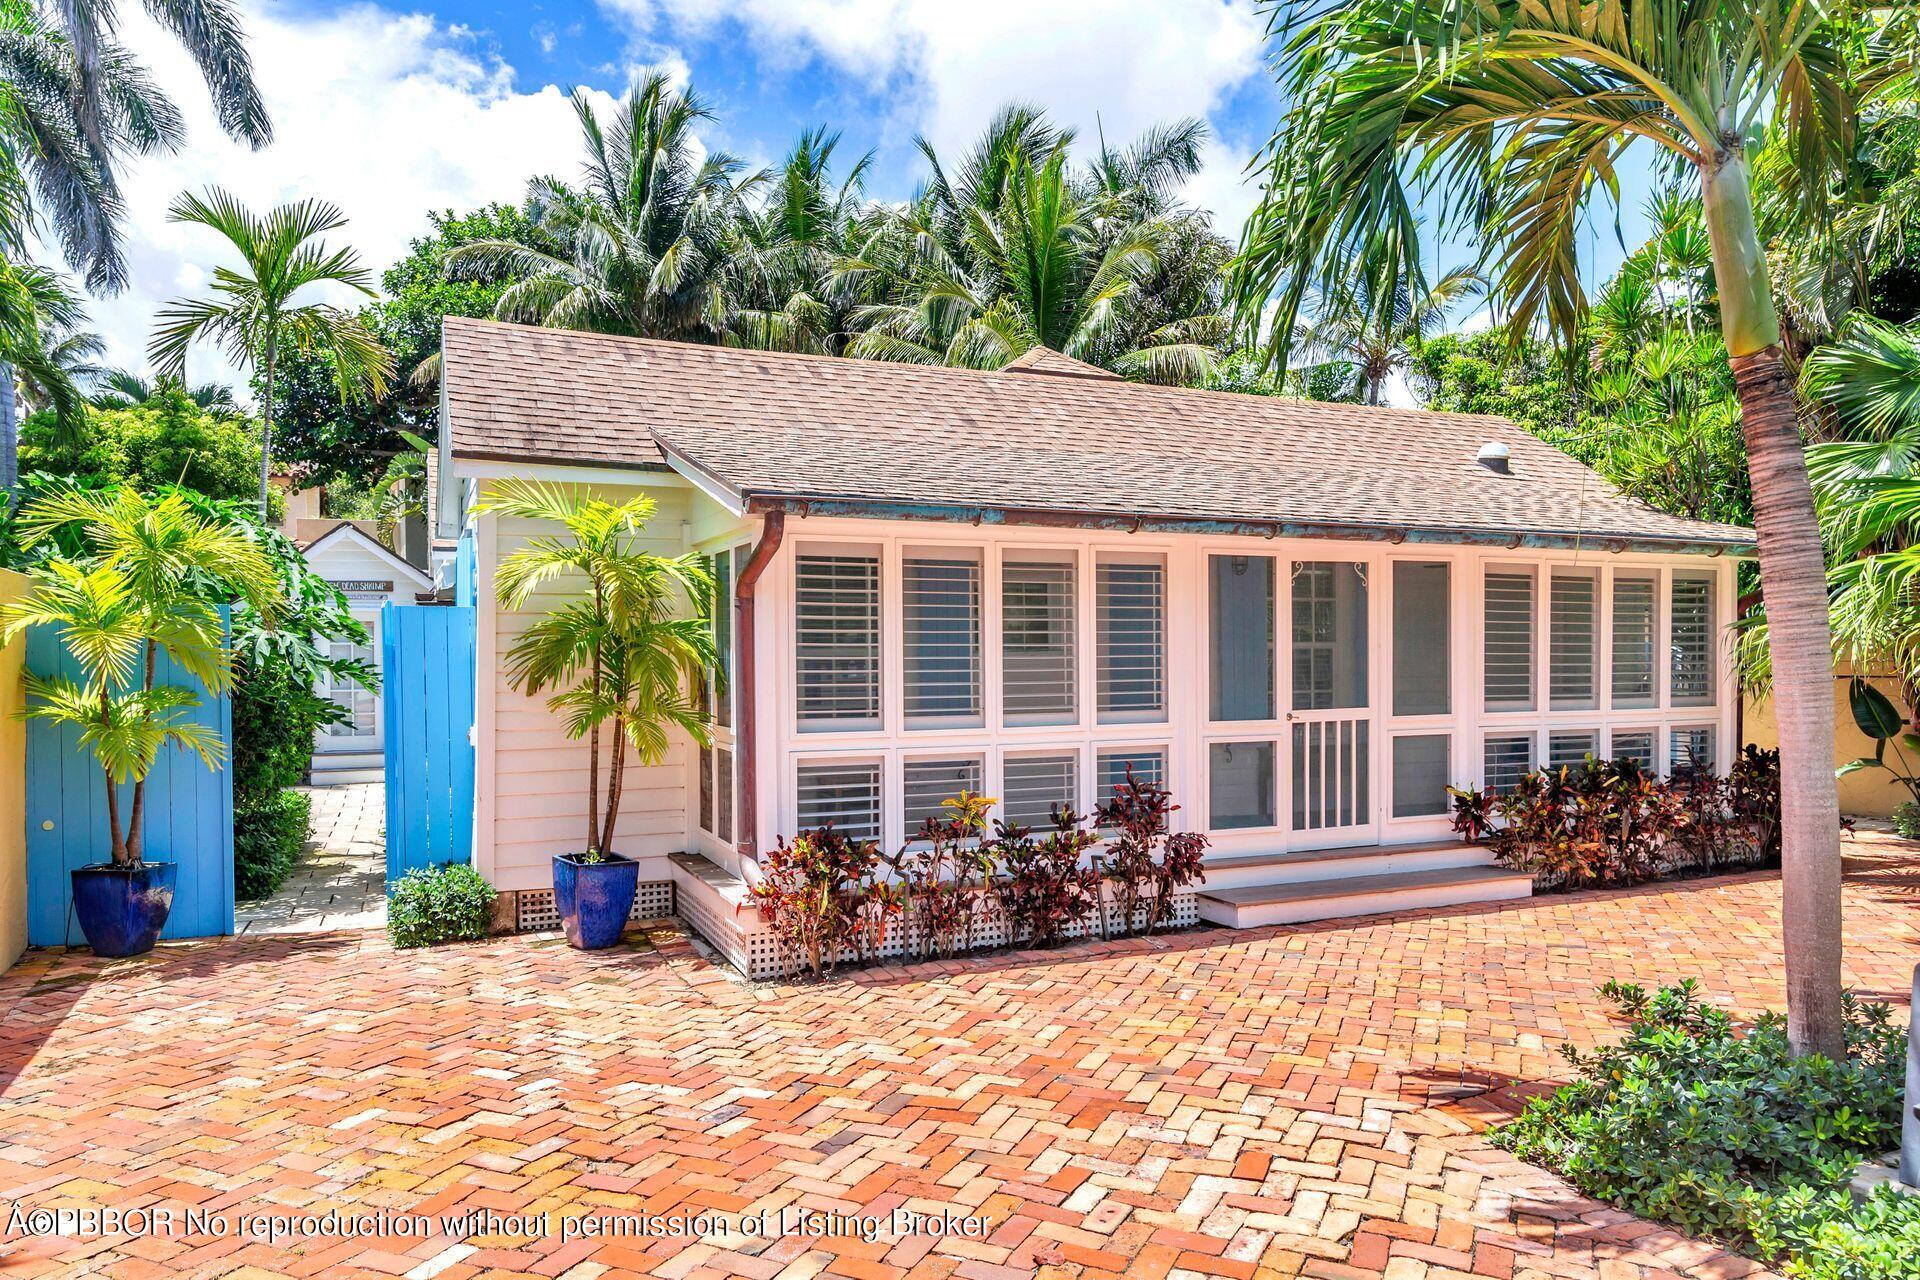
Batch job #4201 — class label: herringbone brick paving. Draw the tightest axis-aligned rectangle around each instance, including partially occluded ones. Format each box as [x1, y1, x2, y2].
[2, 838, 1916, 1280]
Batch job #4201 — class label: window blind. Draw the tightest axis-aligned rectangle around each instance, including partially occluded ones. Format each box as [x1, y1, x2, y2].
[795, 554, 880, 726]
[1096, 747, 1166, 799]
[1549, 571, 1598, 710]
[794, 761, 881, 844]
[903, 555, 982, 726]
[1096, 559, 1165, 721]
[1483, 571, 1535, 711]
[1546, 730, 1596, 772]
[1670, 726, 1715, 775]
[1003, 559, 1077, 724]
[901, 757, 983, 839]
[1483, 734, 1534, 793]
[1610, 729, 1656, 771]
[1001, 754, 1079, 830]
[1611, 575, 1657, 708]
[1670, 574, 1715, 704]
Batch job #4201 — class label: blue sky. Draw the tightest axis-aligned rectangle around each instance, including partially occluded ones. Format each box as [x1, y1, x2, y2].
[84, 0, 1660, 397]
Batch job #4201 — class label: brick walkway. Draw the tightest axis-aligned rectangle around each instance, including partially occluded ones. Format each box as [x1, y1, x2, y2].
[2, 840, 1917, 1280]
[234, 784, 386, 935]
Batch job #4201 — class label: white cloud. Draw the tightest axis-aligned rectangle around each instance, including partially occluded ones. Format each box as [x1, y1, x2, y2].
[605, 0, 1265, 193]
[55, 2, 624, 392]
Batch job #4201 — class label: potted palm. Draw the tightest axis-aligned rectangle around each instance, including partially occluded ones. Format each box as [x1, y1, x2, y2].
[478, 480, 715, 950]
[0, 487, 280, 956]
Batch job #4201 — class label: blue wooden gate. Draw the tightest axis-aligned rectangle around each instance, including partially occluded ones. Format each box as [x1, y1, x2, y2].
[382, 603, 476, 881]
[24, 614, 235, 946]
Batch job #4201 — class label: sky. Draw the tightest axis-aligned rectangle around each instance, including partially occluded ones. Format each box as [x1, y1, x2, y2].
[70, 0, 1660, 401]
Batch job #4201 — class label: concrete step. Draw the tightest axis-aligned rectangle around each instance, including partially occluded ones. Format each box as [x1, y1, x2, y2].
[1201, 840, 1491, 891]
[309, 754, 384, 786]
[1196, 865, 1532, 929]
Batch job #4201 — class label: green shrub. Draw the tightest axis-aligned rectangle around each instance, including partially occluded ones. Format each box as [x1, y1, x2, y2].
[387, 864, 495, 949]
[235, 791, 312, 899]
[1497, 980, 1904, 1244]
[1740, 1185, 1920, 1280]
[1892, 800, 1920, 840]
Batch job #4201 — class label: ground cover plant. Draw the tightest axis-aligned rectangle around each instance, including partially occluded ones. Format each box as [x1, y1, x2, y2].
[387, 863, 496, 949]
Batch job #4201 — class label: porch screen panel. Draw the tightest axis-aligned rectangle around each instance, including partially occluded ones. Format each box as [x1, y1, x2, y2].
[1670, 726, 1715, 775]
[1546, 730, 1596, 772]
[1549, 571, 1599, 710]
[698, 746, 714, 833]
[901, 757, 983, 840]
[1392, 561, 1450, 716]
[716, 747, 734, 843]
[1209, 555, 1275, 721]
[1610, 728, 1656, 771]
[1002, 754, 1079, 830]
[1002, 558, 1078, 725]
[713, 550, 733, 728]
[1483, 571, 1536, 711]
[795, 553, 881, 728]
[1209, 740, 1275, 830]
[1483, 734, 1534, 793]
[1390, 734, 1449, 818]
[1670, 573, 1716, 705]
[903, 554, 982, 727]
[1611, 575, 1657, 708]
[794, 761, 881, 844]
[1096, 558, 1166, 722]
[1291, 562, 1368, 710]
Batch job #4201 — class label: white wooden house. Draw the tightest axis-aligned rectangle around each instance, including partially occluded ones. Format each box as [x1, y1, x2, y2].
[436, 318, 1749, 963]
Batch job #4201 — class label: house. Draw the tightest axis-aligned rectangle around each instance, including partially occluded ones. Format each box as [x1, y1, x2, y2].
[435, 317, 1751, 966]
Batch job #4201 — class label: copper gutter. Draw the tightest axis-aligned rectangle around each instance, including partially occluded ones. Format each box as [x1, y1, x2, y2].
[732, 509, 786, 863]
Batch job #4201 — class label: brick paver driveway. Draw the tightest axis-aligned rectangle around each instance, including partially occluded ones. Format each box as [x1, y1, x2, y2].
[2, 841, 1916, 1280]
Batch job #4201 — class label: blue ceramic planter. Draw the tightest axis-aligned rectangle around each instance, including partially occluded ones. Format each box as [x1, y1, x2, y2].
[70, 862, 176, 957]
[552, 853, 638, 950]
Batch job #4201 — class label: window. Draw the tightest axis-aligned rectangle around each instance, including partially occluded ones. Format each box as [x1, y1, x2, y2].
[1002, 556, 1077, 725]
[1209, 740, 1275, 830]
[794, 761, 882, 843]
[1610, 728, 1656, 771]
[1291, 562, 1368, 710]
[795, 552, 880, 728]
[1546, 730, 1596, 771]
[1670, 726, 1715, 775]
[1484, 570, 1536, 711]
[1392, 561, 1450, 716]
[1096, 557, 1166, 722]
[1671, 573, 1716, 705]
[713, 549, 733, 729]
[698, 746, 714, 833]
[901, 757, 983, 840]
[715, 747, 734, 843]
[1611, 574, 1657, 708]
[1549, 570, 1599, 710]
[903, 553, 982, 727]
[323, 640, 376, 736]
[1390, 734, 1449, 818]
[1483, 734, 1534, 793]
[1209, 555, 1274, 721]
[1002, 754, 1079, 829]
[1095, 748, 1166, 801]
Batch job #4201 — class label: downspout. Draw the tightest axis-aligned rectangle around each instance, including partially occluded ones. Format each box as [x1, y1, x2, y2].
[733, 509, 786, 866]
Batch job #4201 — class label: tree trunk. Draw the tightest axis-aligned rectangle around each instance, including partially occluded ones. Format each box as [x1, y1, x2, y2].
[101, 688, 126, 864]
[257, 332, 276, 522]
[600, 716, 626, 856]
[1704, 148, 1845, 1060]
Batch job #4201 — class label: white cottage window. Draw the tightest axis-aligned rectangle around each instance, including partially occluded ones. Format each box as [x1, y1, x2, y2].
[1548, 569, 1599, 710]
[1095, 555, 1166, 723]
[794, 760, 882, 843]
[902, 552, 983, 728]
[1610, 573, 1658, 708]
[794, 552, 881, 729]
[1670, 572, 1716, 705]
[1483, 569, 1536, 712]
[1002, 555, 1078, 725]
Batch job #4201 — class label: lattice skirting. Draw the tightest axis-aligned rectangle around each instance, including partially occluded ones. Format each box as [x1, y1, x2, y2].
[723, 889, 1200, 982]
[512, 879, 676, 933]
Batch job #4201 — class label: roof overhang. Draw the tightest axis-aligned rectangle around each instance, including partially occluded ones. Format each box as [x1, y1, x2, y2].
[301, 522, 436, 588]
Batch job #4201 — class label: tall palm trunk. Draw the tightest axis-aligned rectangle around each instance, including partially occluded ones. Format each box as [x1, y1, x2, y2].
[0, 361, 16, 496]
[256, 329, 276, 522]
[1703, 148, 1845, 1059]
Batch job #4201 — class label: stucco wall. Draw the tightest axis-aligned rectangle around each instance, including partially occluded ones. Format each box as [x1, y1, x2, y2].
[0, 570, 29, 971]
[1745, 668, 1911, 820]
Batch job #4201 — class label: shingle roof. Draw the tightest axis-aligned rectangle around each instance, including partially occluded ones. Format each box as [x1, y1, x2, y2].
[441, 317, 1753, 552]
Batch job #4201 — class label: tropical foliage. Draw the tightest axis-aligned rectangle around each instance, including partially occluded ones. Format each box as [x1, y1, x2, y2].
[19, 383, 263, 505]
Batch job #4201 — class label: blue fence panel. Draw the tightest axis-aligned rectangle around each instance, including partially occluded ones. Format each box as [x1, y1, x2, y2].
[24, 611, 235, 946]
[454, 531, 476, 608]
[382, 603, 476, 881]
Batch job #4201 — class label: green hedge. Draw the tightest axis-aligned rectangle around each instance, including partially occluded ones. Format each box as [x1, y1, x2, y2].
[230, 665, 335, 897]
[388, 864, 495, 949]
[234, 791, 312, 901]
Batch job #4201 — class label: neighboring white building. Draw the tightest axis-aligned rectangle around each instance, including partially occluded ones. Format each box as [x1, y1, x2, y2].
[294, 520, 433, 785]
[435, 318, 1751, 962]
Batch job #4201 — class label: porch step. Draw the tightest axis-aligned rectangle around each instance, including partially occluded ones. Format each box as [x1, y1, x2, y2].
[1196, 865, 1532, 929]
[1202, 840, 1488, 891]
[309, 752, 384, 786]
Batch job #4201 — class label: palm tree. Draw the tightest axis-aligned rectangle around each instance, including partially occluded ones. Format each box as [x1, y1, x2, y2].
[834, 106, 1228, 382]
[0, 259, 88, 486]
[1232, 0, 1908, 1058]
[149, 188, 393, 520]
[476, 480, 715, 858]
[448, 73, 748, 342]
[722, 127, 870, 353]
[1290, 248, 1479, 404]
[89, 368, 238, 414]
[0, 486, 280, 863]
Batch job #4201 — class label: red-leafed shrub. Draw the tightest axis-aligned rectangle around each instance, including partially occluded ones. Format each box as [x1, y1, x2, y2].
[992, 808, 1100, 948]
[1095, 768, 1210, 936]
[751, 825, 884, 977]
